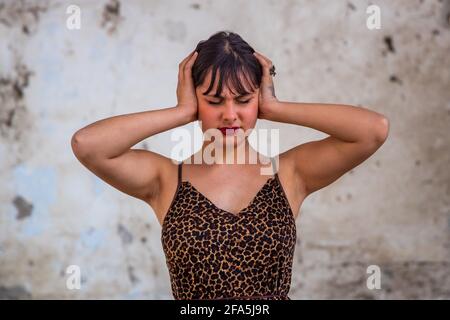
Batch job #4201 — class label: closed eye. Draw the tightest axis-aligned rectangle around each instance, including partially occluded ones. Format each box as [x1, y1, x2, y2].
[208, 99, 252, 105]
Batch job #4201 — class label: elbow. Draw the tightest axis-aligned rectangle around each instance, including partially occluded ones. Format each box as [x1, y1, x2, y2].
[71, 130, 90, 160]
[373, 116, 390, 145]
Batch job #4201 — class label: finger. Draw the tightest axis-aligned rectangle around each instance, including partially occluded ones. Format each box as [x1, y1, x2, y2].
[253, 52, 273, 79]
[254, 56, 275, 96]
[180, 50, 196, 73]
[253, 52, 267, 67]
[257, 52, 273, 69]
[181, 50, 196, 66]
[253, 51, 272, 67]
[179, 50, 197, 78]
[184, 51, 198, 78]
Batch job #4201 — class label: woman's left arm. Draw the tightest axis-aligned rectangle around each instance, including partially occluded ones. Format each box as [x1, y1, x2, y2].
[266, 101, 389, 196]
[253, 51, 390, 196]
[265, 101, 389, 144]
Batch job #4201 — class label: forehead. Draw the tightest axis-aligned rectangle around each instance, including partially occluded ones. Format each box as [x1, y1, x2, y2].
[198, 68, 256, 96]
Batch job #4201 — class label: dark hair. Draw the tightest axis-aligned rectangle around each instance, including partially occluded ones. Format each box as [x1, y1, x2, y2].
[192, 30, 262, 98]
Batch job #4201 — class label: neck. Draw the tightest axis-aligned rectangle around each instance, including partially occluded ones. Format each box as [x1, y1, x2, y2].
[196, 140, 264, 166]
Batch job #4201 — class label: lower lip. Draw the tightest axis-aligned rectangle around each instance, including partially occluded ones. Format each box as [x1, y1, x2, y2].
[219, 128, 239, 136]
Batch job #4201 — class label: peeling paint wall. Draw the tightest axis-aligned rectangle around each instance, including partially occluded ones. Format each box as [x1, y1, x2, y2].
[0, 0, 449, 299]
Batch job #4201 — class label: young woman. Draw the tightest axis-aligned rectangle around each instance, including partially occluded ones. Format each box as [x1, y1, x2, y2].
[71, 31, 389, 300]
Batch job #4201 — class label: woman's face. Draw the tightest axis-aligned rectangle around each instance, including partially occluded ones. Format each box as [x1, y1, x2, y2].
[195, 68, 260, 148]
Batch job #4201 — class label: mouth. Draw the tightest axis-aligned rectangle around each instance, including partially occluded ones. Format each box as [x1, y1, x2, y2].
[218, 127, 241, 136]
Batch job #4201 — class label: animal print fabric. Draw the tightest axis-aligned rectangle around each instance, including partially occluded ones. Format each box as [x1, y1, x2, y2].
[161, 158, 297, 300]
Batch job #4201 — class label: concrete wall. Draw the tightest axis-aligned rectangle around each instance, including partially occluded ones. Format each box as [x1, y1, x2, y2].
[0, 0, 449, 299]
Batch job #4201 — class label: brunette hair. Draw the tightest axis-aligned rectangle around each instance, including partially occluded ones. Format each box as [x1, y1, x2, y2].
[192, 30, 262, 98]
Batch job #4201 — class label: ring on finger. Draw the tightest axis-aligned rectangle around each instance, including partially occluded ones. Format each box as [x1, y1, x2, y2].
[269, 65, 276, 77]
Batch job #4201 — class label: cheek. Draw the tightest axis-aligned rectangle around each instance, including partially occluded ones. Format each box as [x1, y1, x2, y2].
[239, 103, 258, 128]
[243, 101, 259, 118]
[198, 102, 217, 125]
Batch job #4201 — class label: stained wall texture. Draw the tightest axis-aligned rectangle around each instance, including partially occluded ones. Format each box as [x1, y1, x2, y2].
[0, 0, 449, 299]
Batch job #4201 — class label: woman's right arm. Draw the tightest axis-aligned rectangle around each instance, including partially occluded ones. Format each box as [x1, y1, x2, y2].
[71, 50, 199, 204]
[71, 107, 193, 201]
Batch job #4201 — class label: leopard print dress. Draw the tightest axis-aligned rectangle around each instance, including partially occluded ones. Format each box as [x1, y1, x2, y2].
[161, 157, 297, 300]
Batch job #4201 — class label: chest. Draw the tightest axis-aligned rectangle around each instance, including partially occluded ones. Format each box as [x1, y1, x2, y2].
[161, 182, 297, 259]
[189, 177, 274, 216]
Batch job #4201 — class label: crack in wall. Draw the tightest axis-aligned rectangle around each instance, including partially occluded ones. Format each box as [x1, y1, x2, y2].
[0, 0, 49, 35]
[0, 61, 34, 142]
[100, 0, 123, 35]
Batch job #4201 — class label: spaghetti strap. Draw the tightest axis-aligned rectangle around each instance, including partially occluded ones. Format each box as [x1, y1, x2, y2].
[178, 161, 183, 185]
[161, 154, 297, 300]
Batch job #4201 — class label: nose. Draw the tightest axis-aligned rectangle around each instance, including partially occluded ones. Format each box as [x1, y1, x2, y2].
[222, 100, 238, 122]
